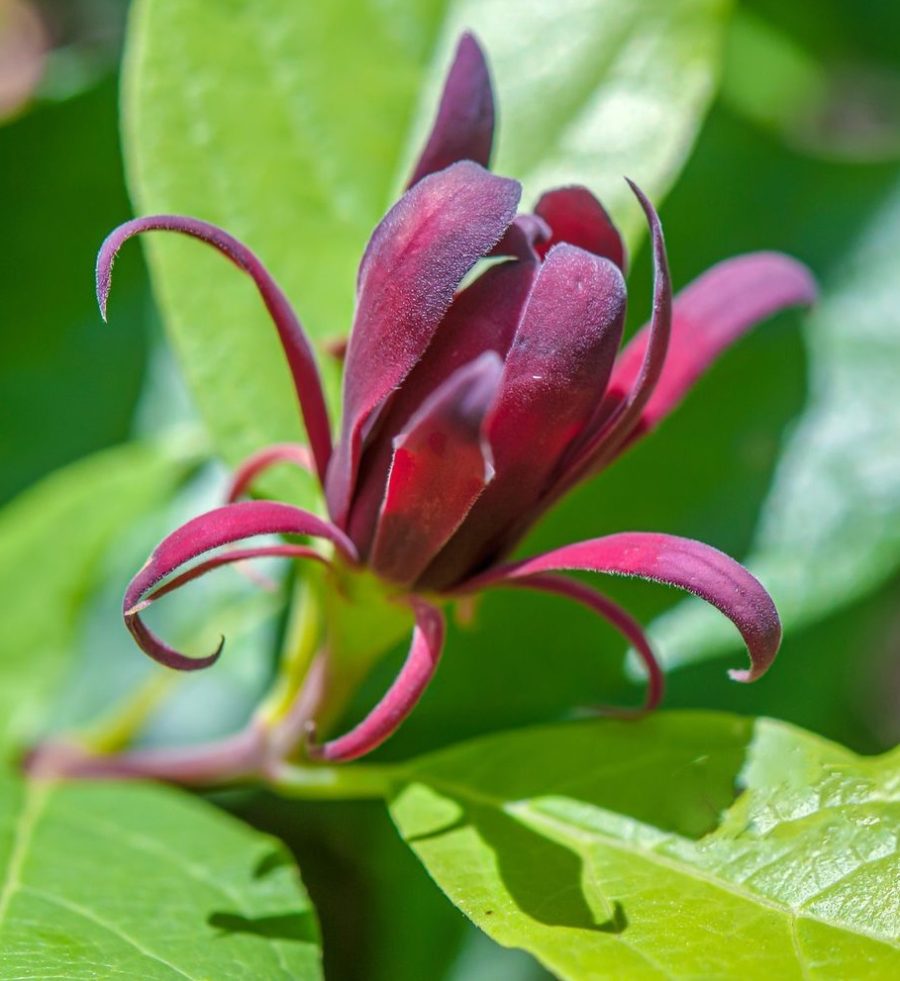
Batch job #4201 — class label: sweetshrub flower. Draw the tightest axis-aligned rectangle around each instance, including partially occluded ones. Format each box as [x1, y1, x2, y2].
[79, 35, 815, 774]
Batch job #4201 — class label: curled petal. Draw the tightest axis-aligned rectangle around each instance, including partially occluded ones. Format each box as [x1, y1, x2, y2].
[534, 185, 626, 271]
[407, 32, 494, 187]
[601, 252, 817, 449]
[97, 216, 333, 484]
[420, 244, 627, 589]
[309, 599, 445, 762]
[468, 532, 781, 683]
[124, 501, 355, 671]
[145, 545, 329, 604]
[502, 573, 664, 711]
[328, 162, 521, 525]
[370, 352, 502, 584]
[226, 443, 314, 503]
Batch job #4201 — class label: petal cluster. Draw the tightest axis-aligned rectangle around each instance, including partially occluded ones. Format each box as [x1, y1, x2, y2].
[95, 33, 816, 766]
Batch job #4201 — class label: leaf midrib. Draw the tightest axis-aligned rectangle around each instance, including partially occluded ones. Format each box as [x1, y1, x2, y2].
[406, 773, 899, 952]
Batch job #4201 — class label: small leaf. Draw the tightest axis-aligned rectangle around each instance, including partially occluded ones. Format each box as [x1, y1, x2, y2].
[123, 0, 729, 469]
[389, 713, 900, 980]
[645, 176, 900, 672]
[0, 440, 192, 751]
[0, 773, 321, 978]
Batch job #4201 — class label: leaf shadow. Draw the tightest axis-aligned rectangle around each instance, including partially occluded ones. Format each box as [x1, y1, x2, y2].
[208, 910, 318, 944]
[407, 802, 624, 933]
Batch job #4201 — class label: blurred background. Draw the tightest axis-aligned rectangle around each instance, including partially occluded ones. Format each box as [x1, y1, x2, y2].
[2, 1, 899, 978]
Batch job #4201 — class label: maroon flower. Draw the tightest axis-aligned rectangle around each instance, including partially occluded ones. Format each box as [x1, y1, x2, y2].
[97, 34, 816, 765]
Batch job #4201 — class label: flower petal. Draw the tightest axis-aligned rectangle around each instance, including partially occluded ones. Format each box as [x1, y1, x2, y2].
[123, 501, 355, 671]
[309, 598, 445, 762]
[369, 352, 503, 584]
[407, 32, 494, 187]
[420, 244, 627, 589]
[345, 255, 538, 553]
[600, 251, 817, 451]
[554, 180, 671, 487]
[534, 185, 626, 271]
[226, 443, 313, 503]
[97, 216, 333, 484]
[327, 162, 521, 525]
[501, 573, 664, 710]
[469, 532, 781, 683]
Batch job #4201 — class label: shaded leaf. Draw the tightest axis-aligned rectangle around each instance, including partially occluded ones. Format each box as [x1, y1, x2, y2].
[0, 773, 321, 978]
[0, 440, 193, 752]
[389, 713, 900, 979]
[123, 0, 729, 470]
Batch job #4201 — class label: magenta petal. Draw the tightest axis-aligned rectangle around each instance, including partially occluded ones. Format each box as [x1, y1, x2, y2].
[327, 162, 521, 526]
[123, 501, 356, 671]
[311, 599, 445, 762]
[97, 216, 333, 484]
[420, 244, 627, 589]
[504, 573, 664, 711]
[534, 186, 627, 271]
[407, 33, 495, 187]
[226, 443, 313, 502]
[602, 252, 818, 447]
[369, 352, 502, 584]
[471, 532, 781, 683]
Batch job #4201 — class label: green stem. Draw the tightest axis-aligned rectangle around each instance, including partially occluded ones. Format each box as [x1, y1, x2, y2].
[269, 760, 402, 800]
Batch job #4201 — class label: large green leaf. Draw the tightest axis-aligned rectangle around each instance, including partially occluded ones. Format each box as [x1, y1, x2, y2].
[123, 0, 729, 470]
[0, 774, 321, 978]
[388, 713, 900, 979]
[645, 176, 900, 672]
[0, 440, 192, 753]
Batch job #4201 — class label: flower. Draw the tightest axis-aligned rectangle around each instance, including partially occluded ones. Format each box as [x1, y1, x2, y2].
[96, 33, 815, 766]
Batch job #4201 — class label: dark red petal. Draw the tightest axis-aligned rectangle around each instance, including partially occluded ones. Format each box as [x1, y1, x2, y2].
[327, 162, 521, 525]
[502, 573, 664, 711]
[309, 598, 445, 762]
[97, 216, 333, 484]
[123, 501, 355, 671]
[534, 185, 626, 271]
[492, 214, 552, 261]
[557, 180, 671, 487]
[346, 256, 538, 554]
[470, 532, 781, 683]
[226, 443, 313, 502]
[420, 244, 627, 589]
[369, 352, 502, 584]
[407, 33, 494, 187]
[600, 251, 817, 450]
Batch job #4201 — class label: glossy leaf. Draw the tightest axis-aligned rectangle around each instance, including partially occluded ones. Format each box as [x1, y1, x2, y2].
[0, 440, 192, 752]
[0, 773, 321, 978]
[646, 177, 900, 672]
[389, 713, 900, 979]
[123, 0, 729, 469]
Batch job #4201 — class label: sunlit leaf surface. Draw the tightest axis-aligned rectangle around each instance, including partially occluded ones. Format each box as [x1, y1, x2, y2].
[0, 774, 321, 979]
[390, 713, 900, 979]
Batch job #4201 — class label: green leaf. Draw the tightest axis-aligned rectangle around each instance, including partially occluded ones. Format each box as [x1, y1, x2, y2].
[645, 176, 900, 673]
[0, 773, 321, 978]
[123, 0, 729, 469]
[0, 439, 193, 752]
[388, 713, 900, 980]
